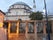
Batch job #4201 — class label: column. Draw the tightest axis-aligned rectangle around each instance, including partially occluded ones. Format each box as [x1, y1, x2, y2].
[51, 21, 53, 33]
[43, 22, 46, 35]
[8, 22, 11, 38]
[17, 21, 20, 37]
[43, 22, 47, 40]
[34, 21, 37, 40]
[25, 21, 28, 40]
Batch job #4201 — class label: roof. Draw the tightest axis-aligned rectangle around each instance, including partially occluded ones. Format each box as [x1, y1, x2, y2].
[11, 2, 31, 9]
[0, 10, 5, 15]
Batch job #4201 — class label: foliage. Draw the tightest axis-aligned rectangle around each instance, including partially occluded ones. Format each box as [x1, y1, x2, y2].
[29, 11, 43, 20]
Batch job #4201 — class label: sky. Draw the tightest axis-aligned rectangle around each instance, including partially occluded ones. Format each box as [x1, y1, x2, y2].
[0, 0, 53, 15]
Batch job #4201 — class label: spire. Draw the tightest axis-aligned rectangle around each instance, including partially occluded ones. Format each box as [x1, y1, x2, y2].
[33, 0, 35, 4]
[33, 0, 36, 12]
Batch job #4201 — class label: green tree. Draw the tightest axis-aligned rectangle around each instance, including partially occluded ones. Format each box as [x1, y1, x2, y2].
[29, 11, 43, 20]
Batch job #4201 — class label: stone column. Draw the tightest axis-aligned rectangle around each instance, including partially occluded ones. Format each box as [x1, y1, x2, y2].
[34, 21, 37, 40]
[51, 21, 53, 33]
[43, 22, 46, 35]
[43, 22, 47, 40]
[17, 21, 20, 37]
[8, 22, 11, 38]
[25, 21, 28, 40]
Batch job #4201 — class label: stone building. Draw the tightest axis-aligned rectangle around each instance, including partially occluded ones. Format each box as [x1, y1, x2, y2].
[5, 2, 32, 21]
[0, 10, 7, 40]
[0, 2, 53, 40]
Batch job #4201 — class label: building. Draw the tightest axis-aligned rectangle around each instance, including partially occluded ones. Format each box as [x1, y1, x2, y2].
[0, 10, 5, 27]
[5, 2, 32, 21]
[1, 2, 53, 40]
[0, 10, 7, 40]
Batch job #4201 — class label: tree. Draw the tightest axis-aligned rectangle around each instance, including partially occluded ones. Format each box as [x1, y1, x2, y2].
[29, 11, 43, 20]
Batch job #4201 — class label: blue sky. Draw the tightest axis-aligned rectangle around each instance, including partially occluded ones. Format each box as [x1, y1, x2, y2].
[0, 0, 53, 15]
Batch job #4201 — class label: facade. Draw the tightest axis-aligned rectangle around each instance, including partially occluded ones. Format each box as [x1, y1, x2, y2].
[0, 2, 53, 40]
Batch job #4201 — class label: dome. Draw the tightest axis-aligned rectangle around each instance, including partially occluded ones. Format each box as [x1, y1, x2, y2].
[9, 2, 32, 12]
[13, 2, 29, 6]
[10, 2, 31, 9]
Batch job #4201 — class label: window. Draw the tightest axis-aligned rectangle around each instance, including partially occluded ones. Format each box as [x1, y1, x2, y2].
[14, 5, 18, 8]
[20, 5, 24, 8]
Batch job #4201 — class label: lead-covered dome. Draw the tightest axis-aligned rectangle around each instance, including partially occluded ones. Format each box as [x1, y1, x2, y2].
[9, 2, 31, 9]
[13, 2, 29, 7]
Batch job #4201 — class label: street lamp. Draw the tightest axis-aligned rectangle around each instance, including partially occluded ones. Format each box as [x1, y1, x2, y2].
[44, 0, 50, 40]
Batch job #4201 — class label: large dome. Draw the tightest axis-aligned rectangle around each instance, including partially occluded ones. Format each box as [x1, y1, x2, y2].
[9, 2, 31, 9]
[8, 2, 32, 12]
[13, 2, 29, 7]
